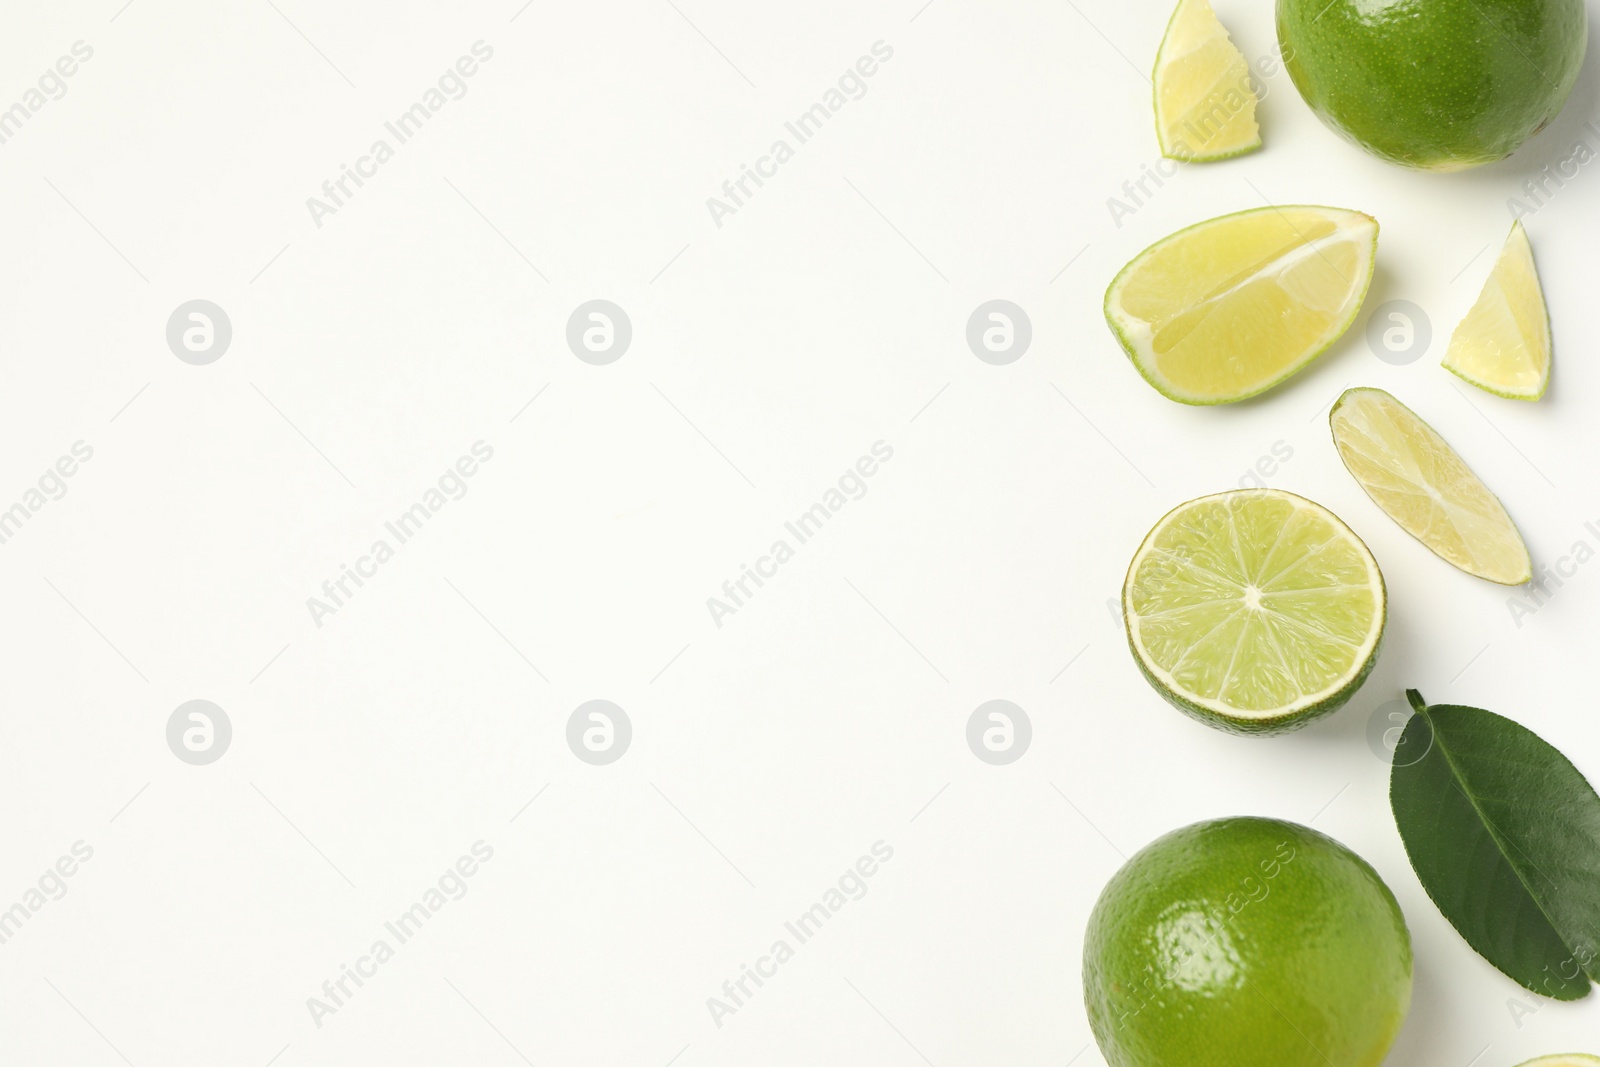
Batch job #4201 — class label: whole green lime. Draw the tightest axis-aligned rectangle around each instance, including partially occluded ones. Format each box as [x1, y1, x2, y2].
[1083, 818, 1412, 1067]
[1277, 0, 1587, 170]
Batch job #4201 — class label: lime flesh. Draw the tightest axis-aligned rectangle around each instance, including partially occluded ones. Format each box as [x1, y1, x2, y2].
[1123, 488, 1386, 736]
[1105, 205, 1378, 405]
[1329, 387, 1532, 585]
[1084, 817, 1413, 1067]
[1445, 221, 1551, 400]
[1277, 0, 1587, 170]
[1154, 0, 1261, 162]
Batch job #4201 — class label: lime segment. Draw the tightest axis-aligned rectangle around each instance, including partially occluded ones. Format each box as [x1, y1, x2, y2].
[1154, 0, 1261, 162]
[1329, 387, 1531, 585]
[1106, 205, 1378, 404]
[1124, 488, 1385, 735]
[1444, 221, 1551, 400]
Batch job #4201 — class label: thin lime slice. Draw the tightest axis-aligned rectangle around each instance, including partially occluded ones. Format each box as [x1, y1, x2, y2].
[1444, 221, 1551, 400]
[1123, 488, 1386, 735]
[1154, 0, 1261, 161]
[1106, 205, 1379, 405]
[1329, 387, 1532, 585]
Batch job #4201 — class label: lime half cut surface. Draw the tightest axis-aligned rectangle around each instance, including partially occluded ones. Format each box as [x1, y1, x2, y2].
[1154, 0, 1261, 162]
[1330, 387, 1532, 585]
[1123, 488, 1386, 736]
[1105, 205, 1378, 404]
[1444, 221, 1551, 400]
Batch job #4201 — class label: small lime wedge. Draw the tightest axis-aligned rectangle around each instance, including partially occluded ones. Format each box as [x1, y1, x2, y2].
[1154, 0, 1261, 162]
[1124, 488, 1386, 735]
[1330, 387, 1532, 585]
[1106, 205, 1378, 405]
[1444, 221, 1551, 400]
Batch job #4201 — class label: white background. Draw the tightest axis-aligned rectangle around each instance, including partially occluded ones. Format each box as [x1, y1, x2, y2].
[2, 1, 1598, 1064]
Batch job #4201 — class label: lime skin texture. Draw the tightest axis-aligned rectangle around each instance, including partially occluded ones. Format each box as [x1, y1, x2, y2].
[1277, 0, 1587, 170]
[1083, 817, 1413, 1067]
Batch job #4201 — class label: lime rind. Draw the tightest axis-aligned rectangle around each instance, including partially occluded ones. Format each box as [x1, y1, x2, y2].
[1153, 0, 1262, 162]
[1440, 366, 1546, 401]
[1105, 204, 1379, 406]
[1123, 488, 1387, 736]
[1443, 220, 1552, 401]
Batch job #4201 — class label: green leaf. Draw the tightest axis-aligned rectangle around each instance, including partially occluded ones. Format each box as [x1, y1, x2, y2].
[1390, 690, 1600, 1001]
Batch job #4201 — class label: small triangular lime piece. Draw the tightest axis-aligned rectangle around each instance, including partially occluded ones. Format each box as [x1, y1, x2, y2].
[1153, 0, 1261, 161]
[1444, 221, 1551, 400]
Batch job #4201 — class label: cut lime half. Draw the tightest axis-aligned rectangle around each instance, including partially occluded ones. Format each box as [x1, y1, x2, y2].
[1123, 488, 1386, 736]
[1444, 221, 1551, 400]
[1106, 205, 1378, 404]
[1154, 0, 1261, 162]
[1329, 387, 1531, 585]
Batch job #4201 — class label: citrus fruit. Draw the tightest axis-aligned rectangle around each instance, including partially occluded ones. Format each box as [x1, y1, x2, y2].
[1444, 221, 1551, 400]
[1105, 205, 1378, 405]
[1123, 488, 1386, 736]
[1516, 1058, 1600, 1067]
[1277, 0, 1587, 170]
[1153, 0, 1261, 162]
[1329, 387, 1532, 584]
[1083, 817, 1413, 1067]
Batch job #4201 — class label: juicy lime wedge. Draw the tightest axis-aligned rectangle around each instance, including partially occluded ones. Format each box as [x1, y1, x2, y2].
[1444, 221, 1551, 400]
[1154, 0, 1261, 161]
[1106, 205, 1379, 405]
[1123, 488, 1386, 735]
[1330, 387, 1532, 585]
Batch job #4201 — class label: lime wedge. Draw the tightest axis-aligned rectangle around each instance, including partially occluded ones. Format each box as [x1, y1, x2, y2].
[1154, 0, 1261, 161]
[1329, 387, 1531, 585]
[1123, 488, 1386, 735]
[1444, 221, 1551, 400]
[1106, 205, 1379, 405]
